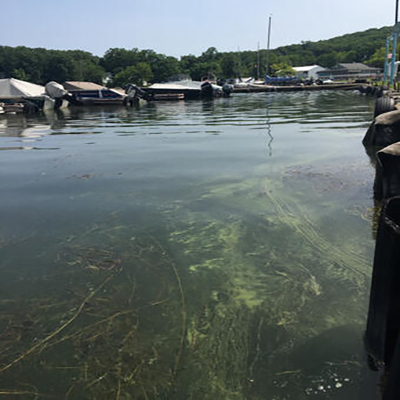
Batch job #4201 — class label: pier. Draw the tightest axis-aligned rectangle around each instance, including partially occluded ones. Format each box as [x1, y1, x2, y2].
[232, 83, 361, 93]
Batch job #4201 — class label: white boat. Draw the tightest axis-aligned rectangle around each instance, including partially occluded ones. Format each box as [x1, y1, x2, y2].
[0, 78, 69, 113]
[145, 79, 232, 99]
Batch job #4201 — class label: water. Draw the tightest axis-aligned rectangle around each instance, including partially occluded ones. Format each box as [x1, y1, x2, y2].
[0, 91, 381, 399]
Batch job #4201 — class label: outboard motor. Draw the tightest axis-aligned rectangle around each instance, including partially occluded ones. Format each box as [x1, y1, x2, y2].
[201, 81, 223, 98]
[124, 83, 150, 105]
[200, 81, 214, 97]
[45, 81, 73, 109]
[217, 78, 226, 86]
[222, 84, 234, 96]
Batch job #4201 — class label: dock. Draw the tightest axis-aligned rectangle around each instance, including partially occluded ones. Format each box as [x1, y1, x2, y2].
[232, 83, 361, 93]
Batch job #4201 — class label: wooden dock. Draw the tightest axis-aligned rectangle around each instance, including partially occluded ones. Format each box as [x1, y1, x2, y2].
[232, 83, 361, 93]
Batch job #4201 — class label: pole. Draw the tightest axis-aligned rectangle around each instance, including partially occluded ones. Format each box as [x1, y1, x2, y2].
[390, 0, 400, 86]
[266, 15, 272, 77]
[257, 42, 260, 80]
[384, 37, 390, 82]
[238, 47, 242, 80]
[390, 33, 397, 86]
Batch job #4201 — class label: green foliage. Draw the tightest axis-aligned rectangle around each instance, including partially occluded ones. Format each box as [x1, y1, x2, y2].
[11, 68, 27, 81]
[270, 62, 295, 77]
[366, 46, 390, 68]
[113, 63, 153, 87]
[0, 26, 393, 86]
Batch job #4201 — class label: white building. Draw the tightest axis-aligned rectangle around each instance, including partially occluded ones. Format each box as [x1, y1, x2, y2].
[293, 65, 325, 80]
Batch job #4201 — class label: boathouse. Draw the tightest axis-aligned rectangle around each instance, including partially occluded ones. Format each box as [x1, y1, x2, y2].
[317, 63, 381, 81]
[293, 65, 325, 80]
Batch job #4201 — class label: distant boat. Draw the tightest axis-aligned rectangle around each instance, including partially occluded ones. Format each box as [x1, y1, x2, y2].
[144, 79, 232, 100]
[265, 75, 299, 85]
[62, 81, 126, 105]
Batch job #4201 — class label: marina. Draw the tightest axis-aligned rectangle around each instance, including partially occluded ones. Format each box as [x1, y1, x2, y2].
[0, 90, 381, 399]
[2, 0, 400, 398]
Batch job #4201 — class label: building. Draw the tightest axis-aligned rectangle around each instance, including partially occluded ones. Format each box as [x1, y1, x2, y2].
[317, 63, 381, 81]
[292, 65, 325, 80]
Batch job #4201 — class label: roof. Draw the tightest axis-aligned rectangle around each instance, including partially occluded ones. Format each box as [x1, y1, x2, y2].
[293, 65, 323, 72]
[337, 63, 376, 70]
[63, 81, 105, 91]
[0, 78, 45, 99]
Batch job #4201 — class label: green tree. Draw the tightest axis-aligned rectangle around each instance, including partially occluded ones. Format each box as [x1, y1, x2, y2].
[11, 68, 28, 81]
[150, 55, 181, 82]
[367, 47, 388, 68]
[200, 47, 218, 62]
[220, 53, 237, 78]
[189, 61, 222, 81]
[113, 63, 153, 87]
[270, 62, 295, 77]
[180, 54, 198, 77]
[101, 48, 139, 73]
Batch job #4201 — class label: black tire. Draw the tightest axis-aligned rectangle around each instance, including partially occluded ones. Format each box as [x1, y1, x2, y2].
[374, 96, 396, 118]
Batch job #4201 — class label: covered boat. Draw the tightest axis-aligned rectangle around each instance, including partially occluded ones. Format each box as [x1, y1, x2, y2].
[144, 80, 232, 100]
[62, 81, 126, 105]
[0, 78, 69, 112]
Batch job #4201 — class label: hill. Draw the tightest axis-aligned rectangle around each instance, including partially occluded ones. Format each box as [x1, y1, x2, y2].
[0, 26, 393, 85]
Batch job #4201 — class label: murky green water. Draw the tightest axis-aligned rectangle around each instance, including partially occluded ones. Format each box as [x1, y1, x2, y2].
[0, 91, 380, 399]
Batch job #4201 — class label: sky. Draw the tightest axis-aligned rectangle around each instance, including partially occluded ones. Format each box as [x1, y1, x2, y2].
[0, 0, 397, 58]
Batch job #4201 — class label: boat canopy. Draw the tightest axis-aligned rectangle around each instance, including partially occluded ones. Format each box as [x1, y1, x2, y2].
[148, 80, 203, 91]
[0, 78, 46, 99]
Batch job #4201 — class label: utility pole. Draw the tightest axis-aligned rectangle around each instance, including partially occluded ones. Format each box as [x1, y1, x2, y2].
[390, 0, 400, 85]
[266, 15, 272, 77]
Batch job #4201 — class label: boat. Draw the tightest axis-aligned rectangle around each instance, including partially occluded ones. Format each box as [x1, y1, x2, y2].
[62, 81, 126, 105]
[143, 79, 233, 100]
[0, 78, 69, 113]
[265, 75, 299, 85]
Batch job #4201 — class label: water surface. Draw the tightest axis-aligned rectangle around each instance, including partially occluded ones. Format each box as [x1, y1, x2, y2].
[0, 91, 380, 399]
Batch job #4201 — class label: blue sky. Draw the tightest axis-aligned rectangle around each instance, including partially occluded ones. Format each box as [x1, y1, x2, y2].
[1, 0, 397, 57]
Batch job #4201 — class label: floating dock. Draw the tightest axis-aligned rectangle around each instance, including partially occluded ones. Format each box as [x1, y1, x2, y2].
[232, 83, 361, 93]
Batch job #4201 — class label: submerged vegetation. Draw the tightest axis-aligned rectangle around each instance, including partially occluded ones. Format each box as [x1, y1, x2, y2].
[0, 165, 373, 399]
[0, 25, 393, 86]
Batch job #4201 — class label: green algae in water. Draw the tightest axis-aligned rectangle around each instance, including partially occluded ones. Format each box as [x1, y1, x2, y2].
[0, 165, 374, 399]
[0, 156, 376, 400]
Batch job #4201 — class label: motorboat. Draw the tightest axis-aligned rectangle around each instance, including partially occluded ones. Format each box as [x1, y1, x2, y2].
[62, 81, 126, 105]
[0, 78, 70, 113]
[144, 79, 232, 100]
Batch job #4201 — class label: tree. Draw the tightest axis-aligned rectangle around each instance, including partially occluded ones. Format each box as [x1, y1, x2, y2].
[11, 68, 28, 80]
[200, 47, 218, 62]
[150, 55, 181, 82]
[113, 63, 153, 87]
[43, 52, 75, 83]
[270, 62, 295, 77]
[220, 53, 237, 78]
[367, 47, 388, 68]
[180, 54, 197, 76]
[189, 61, 222, 81]
[72, 60, 105, 84]
[101, 48, 139, 73]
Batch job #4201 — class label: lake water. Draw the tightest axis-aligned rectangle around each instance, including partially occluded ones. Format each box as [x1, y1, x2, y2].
[0, 91, 381, 399]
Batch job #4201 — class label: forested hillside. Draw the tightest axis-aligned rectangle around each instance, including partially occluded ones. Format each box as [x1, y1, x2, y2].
[0, 26, 392, 86]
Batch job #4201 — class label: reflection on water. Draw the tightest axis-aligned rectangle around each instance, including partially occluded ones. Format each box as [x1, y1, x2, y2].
[0, 91, 380, 399]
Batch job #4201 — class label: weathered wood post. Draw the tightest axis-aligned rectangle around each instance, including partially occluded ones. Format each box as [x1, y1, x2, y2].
[365, 197, 400, 397]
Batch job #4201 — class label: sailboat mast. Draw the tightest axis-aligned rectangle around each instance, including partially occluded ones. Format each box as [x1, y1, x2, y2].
[257, 42, 260, 80]
[266, 15, 272, 76]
